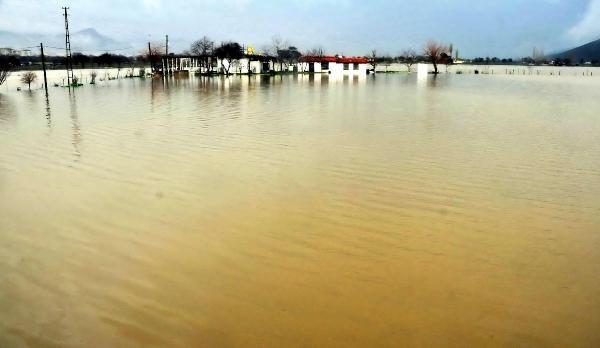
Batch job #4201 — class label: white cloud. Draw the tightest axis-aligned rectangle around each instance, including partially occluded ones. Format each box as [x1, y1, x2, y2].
[568, 0, 600, 43]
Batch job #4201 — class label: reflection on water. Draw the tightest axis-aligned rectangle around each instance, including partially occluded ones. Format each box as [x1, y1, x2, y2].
[1, 74, 600, 347]
[68, 93, 82, 161]
[44, 96, 51, 129]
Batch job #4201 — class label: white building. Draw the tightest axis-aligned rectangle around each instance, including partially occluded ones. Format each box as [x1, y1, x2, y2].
[217, 57, 276, 74]
[159, 54, 370, 76]
[298, 56, 370, 75]
[17, 49, 32, 57]
[0, 47, 17, 55]
[0, 48, 32, 56]
[161, 55, 278, 75]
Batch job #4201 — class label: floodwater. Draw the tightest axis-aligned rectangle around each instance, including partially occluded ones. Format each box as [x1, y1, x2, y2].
[1, 73, 600, 347]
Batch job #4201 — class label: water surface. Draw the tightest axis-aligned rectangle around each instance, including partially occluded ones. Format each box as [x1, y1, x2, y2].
[1, 74, 600, 347]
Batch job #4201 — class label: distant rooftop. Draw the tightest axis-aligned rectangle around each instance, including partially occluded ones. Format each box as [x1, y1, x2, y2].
[300, 56, 369, 64]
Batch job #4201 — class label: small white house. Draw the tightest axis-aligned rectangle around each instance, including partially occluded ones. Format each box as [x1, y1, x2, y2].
[298, 56, 369, 75]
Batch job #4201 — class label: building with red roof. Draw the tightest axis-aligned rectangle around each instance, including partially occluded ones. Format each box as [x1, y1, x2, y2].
[298, 55, 370, 75]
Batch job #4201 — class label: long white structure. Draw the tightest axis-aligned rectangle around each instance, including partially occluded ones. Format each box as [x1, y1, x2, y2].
[159, 55, 370, 76]
[160, 55, 279, 75]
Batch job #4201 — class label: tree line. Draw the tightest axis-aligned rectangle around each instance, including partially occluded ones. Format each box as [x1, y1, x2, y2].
[369, 41, 455, 74]
[143, 36, 309, 75]
[2, 52, 152, 71]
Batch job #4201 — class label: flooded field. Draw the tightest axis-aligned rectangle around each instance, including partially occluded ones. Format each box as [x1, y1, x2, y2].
[1, 73, 600, 347]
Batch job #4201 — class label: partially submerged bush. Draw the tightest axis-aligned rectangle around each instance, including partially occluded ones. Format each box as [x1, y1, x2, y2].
[90, 71, 98, 84]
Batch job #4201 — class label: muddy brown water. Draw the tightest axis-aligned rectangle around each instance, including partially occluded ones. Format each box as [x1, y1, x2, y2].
[1, 73, 600, 347]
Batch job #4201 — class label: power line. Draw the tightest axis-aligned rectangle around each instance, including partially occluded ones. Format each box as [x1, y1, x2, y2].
[43, 46, 69, 50]
[15, 45, 137, 52]
[66, 47, 133, 52]
[12, 43, 163, 56]
[20, 46, 135, 54]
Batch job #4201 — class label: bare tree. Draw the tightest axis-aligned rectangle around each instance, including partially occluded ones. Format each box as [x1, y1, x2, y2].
[0, 69, 8, 86]
[89, 71, 98, 84]
[370, 49, 378, 73]
[190, 36, 214, 56]
[150, 42, 164, 56]
[190, 36, 215, 73]
[21, 71, 37, 90]
[271, 36, 289, 71]
[305, 46, 325, 57]
[143, 42, 164, 74]
[401, 49, 417, 73]
[0, 55, 19, 86]
[270, 36, 287, 56]
[423, 41, 449, 74]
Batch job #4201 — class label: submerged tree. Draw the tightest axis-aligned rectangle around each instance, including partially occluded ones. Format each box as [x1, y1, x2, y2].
[20, 71, 37, 90]
[89, 71, 98, 84]
[370, 50, 378, 72]
[0, 55, 19, 86]
[305, 46, 325, 57]
[440, 52, 454, 72]
[143, 42, 164, 73]
[423, 41, 449, 74]
[213, 42, 243, 75]
[270, 36, 289, 71]
[401, 49, 417, 73]
[190, 36, 215, 73]
[277, 46, 302, 71]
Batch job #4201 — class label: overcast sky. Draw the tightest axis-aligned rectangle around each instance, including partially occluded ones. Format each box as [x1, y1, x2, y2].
[1, 0, 600, 57]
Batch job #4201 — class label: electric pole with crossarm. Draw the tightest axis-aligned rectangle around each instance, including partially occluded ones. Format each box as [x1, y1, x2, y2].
[62, 7, 75, 87]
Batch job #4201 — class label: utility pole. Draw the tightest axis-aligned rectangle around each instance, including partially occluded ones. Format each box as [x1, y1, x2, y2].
[40, 42, 49, 97]
[62, 7, 74, 87]
[165, 35, 169, 56]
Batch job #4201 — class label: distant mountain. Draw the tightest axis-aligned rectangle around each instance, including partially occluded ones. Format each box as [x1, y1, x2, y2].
[70, 28, 128, 53]
[0, 28, 132, 55]
[551, 38, 600, 63]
